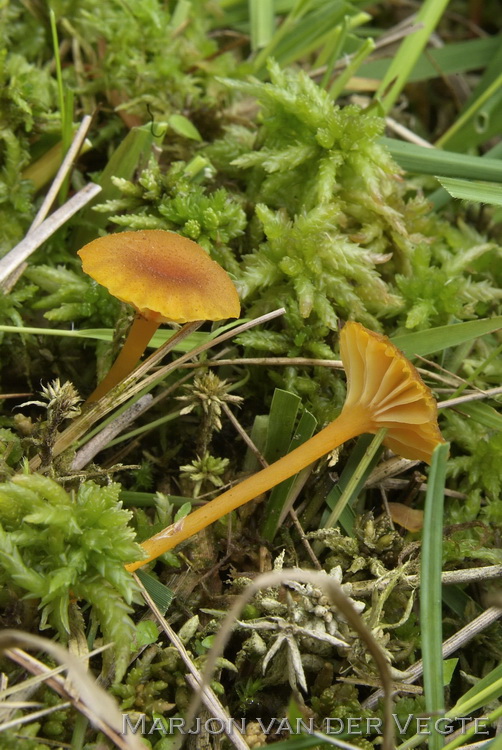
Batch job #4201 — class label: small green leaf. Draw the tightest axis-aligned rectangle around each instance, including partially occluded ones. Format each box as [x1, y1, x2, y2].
[134, 620, 160, 649]
[443, 658, 459, 687]
[168, 114, 202, 141]
[174, 502, 192, 522]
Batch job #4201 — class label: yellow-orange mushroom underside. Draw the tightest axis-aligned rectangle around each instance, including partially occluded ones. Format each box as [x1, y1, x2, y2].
[125, 321, 445, 572]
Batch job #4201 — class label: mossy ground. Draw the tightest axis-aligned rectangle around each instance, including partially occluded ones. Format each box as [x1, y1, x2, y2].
[0, 2, 501, 748]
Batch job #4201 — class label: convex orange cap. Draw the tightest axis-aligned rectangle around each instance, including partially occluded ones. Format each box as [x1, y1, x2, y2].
[77, 230, 240, 323]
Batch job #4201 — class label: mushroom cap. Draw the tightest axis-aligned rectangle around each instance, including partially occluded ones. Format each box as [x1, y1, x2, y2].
[340, 321, 445, 464]
[77, 230, 240, 323]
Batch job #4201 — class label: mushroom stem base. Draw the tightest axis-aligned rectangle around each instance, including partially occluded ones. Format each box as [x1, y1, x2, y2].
[85, 315, 160, 403]
[126, 404, 372, 572]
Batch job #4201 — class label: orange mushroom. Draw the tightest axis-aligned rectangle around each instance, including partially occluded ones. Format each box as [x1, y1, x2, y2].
[125, 321, 446, 572]
[78, 230, 240, 402]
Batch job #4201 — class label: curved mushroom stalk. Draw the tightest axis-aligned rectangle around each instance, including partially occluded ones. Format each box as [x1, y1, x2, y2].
[126, 321, 445, 572]
[78, 230, 240, 403]
[86, 314, 160, 403]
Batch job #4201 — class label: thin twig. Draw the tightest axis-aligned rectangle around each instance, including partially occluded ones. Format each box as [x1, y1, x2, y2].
[438, 386, 502, 409]
[362, 606, 502, 709]
[377, 477, 467, 499]
[349, 565, 502, 599]
[385, 117, 433, 147]
[289, 508, 323, 570]
[221, 402, 268, 468]
[415, 353, 485, 392]
[1, 634, 142, 750]
[177, 357, 343, 369]
[0, 183, 101, 287]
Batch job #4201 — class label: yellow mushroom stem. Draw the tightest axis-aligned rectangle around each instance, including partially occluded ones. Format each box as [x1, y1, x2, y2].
[86, 315, 160, 403]
[125, 403, 372, 572]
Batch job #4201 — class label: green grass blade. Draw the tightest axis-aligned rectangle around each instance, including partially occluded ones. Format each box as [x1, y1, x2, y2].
[443, 704, 502, 750]
[249, 0, 275, 50]
[381, 138, 502, 182]
[318, 433, 385, 537]
[261, 409, 317, 541]
[448, 664, 502, 717]
[435, 41, 502, 150]
[322, 428, 386, 531]
[376, 0, 450, 113]
[136, 570, 174, 614]
[436, 177, 502, 207]
[328, 38, 375, 99]
[358, 35, 500, 84]
[263, 389, 301, 463]
[436, 71, 502, 149]
[391, 317, 502, 357]
[269, 5, 366, 71]
[428, 140, 502, 209]
[243, 415, 269, 474]
[420, 442, 450, 750]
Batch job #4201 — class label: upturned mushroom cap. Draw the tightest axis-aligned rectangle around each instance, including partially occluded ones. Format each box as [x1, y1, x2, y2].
[340, 321, 445, 464]
[77, 230, 240, 323]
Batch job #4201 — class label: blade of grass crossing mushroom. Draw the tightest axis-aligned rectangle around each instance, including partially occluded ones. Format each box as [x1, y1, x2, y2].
[29, 309, 286, 470]
[326, 428, 387, 530]
[312, 429, 387, 556]
[320, 434, 381, 536]
[420, 442, 450, 750]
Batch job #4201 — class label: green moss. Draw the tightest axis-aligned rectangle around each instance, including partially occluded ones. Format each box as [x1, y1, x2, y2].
[0, 473, 144, 681]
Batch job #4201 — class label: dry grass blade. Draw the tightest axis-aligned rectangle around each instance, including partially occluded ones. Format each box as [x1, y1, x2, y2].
[0, 643, 112, 701]
[348, 566, 502, 598]
[0, 700, 72, 733]
[362, 606, 502, 709]
[0, 630, 144, 750]
[71, 393, 153, 469]
[30, 115, 93, 231]
[133, 574, 250, 750]
[438, 386, 502, 409]
[0, 182, 101, 288]
[184, 569, 395, 750]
